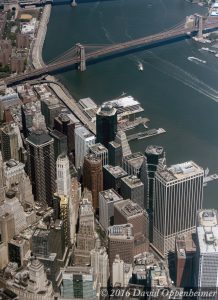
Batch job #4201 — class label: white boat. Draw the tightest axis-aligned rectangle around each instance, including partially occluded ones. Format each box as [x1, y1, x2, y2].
[187, 56, 206, 64]
[138, 62, 144, 71]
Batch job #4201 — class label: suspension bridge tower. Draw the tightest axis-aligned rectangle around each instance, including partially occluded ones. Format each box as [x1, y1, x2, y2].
[194, 14, 203, 38]
[76, 43, 86, 71]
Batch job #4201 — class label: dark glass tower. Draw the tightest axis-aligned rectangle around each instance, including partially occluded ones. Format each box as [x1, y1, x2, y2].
[26, 129, 56, 208]
[96, 104, 117, 148]
[145, 145, 165, 242]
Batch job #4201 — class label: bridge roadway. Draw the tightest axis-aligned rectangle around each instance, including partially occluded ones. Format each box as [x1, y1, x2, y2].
[4, 22, 218, 86]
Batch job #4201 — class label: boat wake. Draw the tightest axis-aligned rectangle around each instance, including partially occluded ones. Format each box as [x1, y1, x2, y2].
[99, 11, 114, 44]
[140, 52, 218, 102]
[187, 56, 206, 64]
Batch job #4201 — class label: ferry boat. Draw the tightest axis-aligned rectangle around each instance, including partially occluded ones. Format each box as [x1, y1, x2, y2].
[138, 62, 144, 71]
[187, 56, 206, 64]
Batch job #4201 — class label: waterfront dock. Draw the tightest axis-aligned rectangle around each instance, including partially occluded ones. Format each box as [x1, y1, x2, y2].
[127, 128, 166, 142]
[203, 174, 218, 186]
[118, 117, 149, 131]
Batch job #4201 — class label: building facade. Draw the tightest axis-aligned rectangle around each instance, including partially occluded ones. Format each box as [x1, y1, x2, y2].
[153, 161, 204, 257]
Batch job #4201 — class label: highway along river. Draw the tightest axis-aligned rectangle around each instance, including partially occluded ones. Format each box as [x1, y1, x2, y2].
[43, 0, 218, 208]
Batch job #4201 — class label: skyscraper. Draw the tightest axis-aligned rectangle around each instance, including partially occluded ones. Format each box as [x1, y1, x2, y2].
[196, 210, 218, 299]
[0, 123, 22, 162]
[96, 104, 117, 148]
[99, 189, 123, 231]
[56, 154, 71, 197]
[122, 152, 145, 176]
[90, 245, 109, 288]
[120, 175, 145, 209]
[60, 266, 97, 300]
[153, 161, 204, 257]
[54, 113, 78, 159]
[74, 125, 95, 170]
[89, 143, 108, 166]
[175, 233, 196, 288]
[108, 224, 134, 274]
[108, 130, 131, 166]
[26, 128, 56, 207]
[0, 152, 5, 205]
[83, 154, 103, 210]
[103, 165, 127, 193]
[50, 129, 68, 161]
[4, 159, 34, 209]
[145, 145, 166, 242]
[74, 193, 96, 265]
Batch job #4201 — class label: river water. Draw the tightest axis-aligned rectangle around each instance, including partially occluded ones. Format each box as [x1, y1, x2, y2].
[43, 0, 218, 208]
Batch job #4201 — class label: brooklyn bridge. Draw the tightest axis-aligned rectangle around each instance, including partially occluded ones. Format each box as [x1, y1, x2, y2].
[3, 14, 218, 86]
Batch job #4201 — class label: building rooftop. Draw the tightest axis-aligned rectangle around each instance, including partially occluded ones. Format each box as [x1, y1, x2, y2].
[89, 143, 108, 154]
[115, 199, 143, 218]
[102, 95, 143, 117]
[197, 209, 218, 227]
[27, 130, 53, 146]
[108, 223, 134, 239]
[150, 266, 169, 287]
[33, 228, 50, 238]
[104, 165, 127, 178]
[145, 145, 164, 156]
[197, 226, 218, 254]
[121, 175, 144, 188]
[123, 152, 145, 170]
[157, 161, 203, 182]
[75, 125, 95, 140]
[97, 103, 117, 116]
[176, 233, 196, 258]
[99, 189, 123, 203]
[4, 159, 24, 171]
[50, 129, 67, 140]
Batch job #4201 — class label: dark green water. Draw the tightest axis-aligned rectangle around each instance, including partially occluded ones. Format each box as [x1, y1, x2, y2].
[43, 0, 218, 208]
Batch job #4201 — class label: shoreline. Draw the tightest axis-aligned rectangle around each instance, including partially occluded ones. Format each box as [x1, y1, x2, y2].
[32, 4, 96, 134]
[31, 4, 51, 69]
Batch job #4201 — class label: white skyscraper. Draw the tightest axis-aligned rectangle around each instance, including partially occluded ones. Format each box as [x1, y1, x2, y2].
[91, 245, 109, 288]
[153, 161, 204, 257]
[4, 192, 27, 235]
[112, 255, 132, 287]
[196, 210, 218, 300]
[4, 159, 34, 208]
[0, 152, 5, 205]
[74, 125, 95, 169]
[56, 154, 71, 197]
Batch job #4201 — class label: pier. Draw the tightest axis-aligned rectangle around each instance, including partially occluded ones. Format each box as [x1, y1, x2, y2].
[203, 174, 218, 186]
[127, 128, 166, 142]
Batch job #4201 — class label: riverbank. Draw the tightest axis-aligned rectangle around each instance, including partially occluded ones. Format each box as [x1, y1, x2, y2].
[29, 4, 97, 133]
[31, 4, 51, 69]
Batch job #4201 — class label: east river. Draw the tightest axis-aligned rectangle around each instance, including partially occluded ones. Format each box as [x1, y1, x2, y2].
[43, 0, 218, 208]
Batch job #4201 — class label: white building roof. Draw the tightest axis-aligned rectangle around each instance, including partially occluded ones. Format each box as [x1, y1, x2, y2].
[197, 226, 218, 254]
